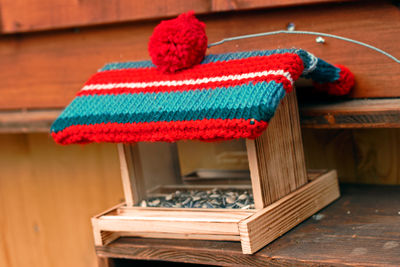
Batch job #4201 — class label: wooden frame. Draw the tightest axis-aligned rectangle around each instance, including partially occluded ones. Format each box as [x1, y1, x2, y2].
[92, 170, 339, 253]
[92, 89, 340, 254]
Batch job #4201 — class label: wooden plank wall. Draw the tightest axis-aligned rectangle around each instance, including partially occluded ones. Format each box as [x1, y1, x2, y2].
[0, 0, 349, 33]
[0, 134, 123, 267]
[0, 1, 399, 109]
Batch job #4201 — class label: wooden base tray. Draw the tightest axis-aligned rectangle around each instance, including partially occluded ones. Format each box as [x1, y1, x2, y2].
[92, 170, 339, 254]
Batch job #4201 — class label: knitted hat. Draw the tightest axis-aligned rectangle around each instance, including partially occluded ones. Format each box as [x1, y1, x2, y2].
[51, 14, 354, 145]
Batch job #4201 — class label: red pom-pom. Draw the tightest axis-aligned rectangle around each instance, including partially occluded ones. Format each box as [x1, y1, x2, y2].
[148, 11, 208, 73]
[313, 65, 355, 96]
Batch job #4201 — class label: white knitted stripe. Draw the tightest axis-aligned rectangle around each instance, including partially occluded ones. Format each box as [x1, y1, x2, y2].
[81, 70, 293, 91]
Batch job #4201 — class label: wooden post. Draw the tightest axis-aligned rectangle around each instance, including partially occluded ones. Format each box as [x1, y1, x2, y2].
[118, 142, 182, 207]
[118, 144, 145, 207]
[246, 89, 308, 209]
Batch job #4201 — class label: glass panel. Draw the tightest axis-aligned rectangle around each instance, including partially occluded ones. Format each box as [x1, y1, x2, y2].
[135, 140, 254, 209]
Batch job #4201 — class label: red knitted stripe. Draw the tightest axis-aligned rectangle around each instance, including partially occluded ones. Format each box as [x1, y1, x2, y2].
[313, 64, 355, 96]
[82, 53, 304, 88]
[77, 75, 294, 96]
[52, 118, 268, 145]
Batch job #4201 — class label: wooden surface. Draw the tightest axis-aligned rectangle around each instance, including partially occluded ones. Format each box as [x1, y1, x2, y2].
[239, 170, 339, 253]
[97, 184, 400, 266]
[118, 144, 144, 207]
[1, 97, 400, 133]
[300, 99, 400, 128]
[0, 133, 124, 267]
[1, 98, 400, 133]
[0, 0, 351, 34]
[92, 171, 335, 254]
[247, 89, 307, 208]
[92, 202, 254, 246]
[303, 128, 400, 185]
[0, 109, 60, 133]
[0, 1, 399, 110]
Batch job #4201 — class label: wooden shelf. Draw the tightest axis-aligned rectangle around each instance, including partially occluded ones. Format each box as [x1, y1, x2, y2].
[300, 98, 400, 129]
[96, 184, 400, 266]
[1, 98, 399, 133]
[0, 109, 60, 133]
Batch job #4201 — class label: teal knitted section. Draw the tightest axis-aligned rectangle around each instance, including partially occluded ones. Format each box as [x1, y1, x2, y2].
[51, 81, 285, 133]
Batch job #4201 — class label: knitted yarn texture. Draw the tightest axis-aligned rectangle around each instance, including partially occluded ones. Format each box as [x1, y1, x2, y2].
[148, 11, 208, 73]
[51, 49, 354, 145]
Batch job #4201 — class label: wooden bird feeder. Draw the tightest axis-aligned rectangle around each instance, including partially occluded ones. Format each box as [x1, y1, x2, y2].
[50, 48, 349, 254]
[90, 90, 340, 254]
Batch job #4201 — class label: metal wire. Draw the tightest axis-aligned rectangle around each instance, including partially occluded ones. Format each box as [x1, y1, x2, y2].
[207, 30, 400, 64]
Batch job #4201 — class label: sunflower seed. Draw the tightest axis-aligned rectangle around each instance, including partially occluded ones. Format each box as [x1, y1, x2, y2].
[238, 194, 247, 201]
[165, 193, 174, 201]
[137, 188, 254, 209]
[226, 196, 236, 204]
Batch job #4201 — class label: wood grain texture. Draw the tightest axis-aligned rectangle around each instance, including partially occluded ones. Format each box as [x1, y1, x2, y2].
[116, 207, 255, 220]
[239, 170, 339, 254]
[0, 1, 399, 110]
[96, 184, 400, 266]
[302, 128, 400, 185]
[0, 133, 124, 267]
[0, 109, 61, 133]
[300, 99, 400, 129]
[247, 89, 308, 208]
[0, 0, 351, 34]
[92, 203, 255, 245]
[1, 98, 399, 133]
[118, 144, 145, 206]
[97, 215, 241, 236]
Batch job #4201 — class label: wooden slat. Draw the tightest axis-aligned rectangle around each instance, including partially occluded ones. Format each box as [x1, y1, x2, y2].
[247, 89, 308, 208]
[0, 0, 351, 34]
[246, 140, 265, 209]
[97, 216, 241, 236]
[115, 208, 254, 222]
[0, 2, 399, 110]
[117, 207, 255, 220]
[0, 109, 61, 133]
[118, 144, 145, 206]
[115, 231, 241, 242]
[92, 203, 126, 246]
[95, 184, 400, 266]
[300, 99, 400, 128]
[1, 98, 399, 133]
[238, 170, 340, 254]
[93, 201, 255, 245]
